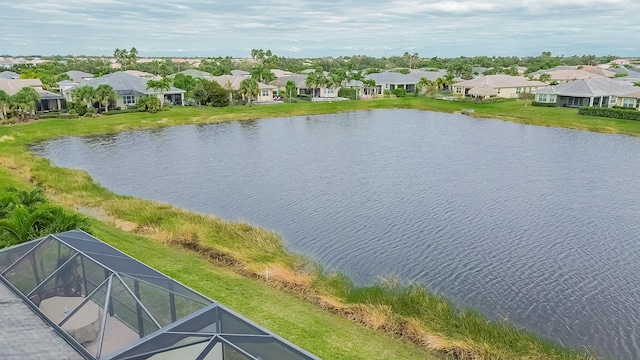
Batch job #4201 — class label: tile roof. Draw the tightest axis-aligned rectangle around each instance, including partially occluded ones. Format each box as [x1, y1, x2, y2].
[532, 78, 636, 97]
[65, 71, 94, 82]
[453, 75, 546, 88]
[0, 71, 20, 79]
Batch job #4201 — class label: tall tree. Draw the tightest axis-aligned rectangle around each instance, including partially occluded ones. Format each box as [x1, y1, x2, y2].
[250, 65, 275, 83]
[284, 80, 297, 102]
[306, 67, 328, 97]
[94, 84, 117, 113]
[0, 90, 10, 120]
[146, 78, 171, 106]
[239, 78, 259, 105]
[11, 87, 40, 120]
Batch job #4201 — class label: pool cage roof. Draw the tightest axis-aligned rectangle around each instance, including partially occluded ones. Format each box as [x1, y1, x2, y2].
[0, 230, 320, 360]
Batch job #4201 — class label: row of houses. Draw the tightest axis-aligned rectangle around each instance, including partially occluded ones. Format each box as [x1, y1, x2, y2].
[2, 65, 639, 114]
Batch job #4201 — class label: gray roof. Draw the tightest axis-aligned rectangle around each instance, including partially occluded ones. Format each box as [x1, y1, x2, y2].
[0, 282, 83, 360]
[69, 72, 184, 96]
[65, 71, 94, 82]
[0, 71, 20, 79]
[532, 78, 636, 97]
[270, 74, 308, 88]
[365, 72, 418, 85]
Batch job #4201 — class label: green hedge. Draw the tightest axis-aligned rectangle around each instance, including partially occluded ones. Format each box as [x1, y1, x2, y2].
[338, 88, 358, 100]
[578, 106, 640, 120]
[532, 101, 558, 107]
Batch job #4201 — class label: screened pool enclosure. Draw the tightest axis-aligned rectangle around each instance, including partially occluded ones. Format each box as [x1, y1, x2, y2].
[0, 230, 319, 360]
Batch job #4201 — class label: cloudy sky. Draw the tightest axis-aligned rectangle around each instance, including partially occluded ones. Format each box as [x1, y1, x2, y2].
[1, 0, 638, 58]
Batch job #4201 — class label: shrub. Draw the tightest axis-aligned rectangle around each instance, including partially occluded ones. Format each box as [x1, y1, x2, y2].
[184, 97, 198, 106]
[85, 107, 97, 117]
[136, 95, 162, 113]
[578, 106, 640, 121]
[338, 88, 357, 100]
[532, 101, 558, 107]
[68, 102, 88, 116]
[393, 88, 407, 97]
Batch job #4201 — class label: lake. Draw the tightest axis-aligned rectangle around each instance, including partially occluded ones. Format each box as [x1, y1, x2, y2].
[32, 109, 640, 359]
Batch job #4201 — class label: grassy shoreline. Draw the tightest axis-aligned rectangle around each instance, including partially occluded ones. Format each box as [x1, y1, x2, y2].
[0, 98, 615, 359]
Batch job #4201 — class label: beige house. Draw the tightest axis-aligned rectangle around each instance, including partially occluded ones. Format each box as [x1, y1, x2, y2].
[452, 75, 546, 98]
[615, 89, 640, 110]
[532, 78, 637, 108]
[211, 75, 279, 102]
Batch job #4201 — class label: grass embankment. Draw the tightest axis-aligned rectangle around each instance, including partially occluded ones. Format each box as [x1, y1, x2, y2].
[0, 98, 616, 359]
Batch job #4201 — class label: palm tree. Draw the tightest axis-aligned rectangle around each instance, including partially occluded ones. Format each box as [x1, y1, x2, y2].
[239, 78, 259, 106]
[435, 77, 445, 93]
[306, 67, 328, 97]
[146, 78, 171, 106]
[94, 84, 117, 113]
[0, 90, 10, 120]
[11, 87, 40, 120]
[250, 65, 275, 83]
[416, 77, 434, 96]
[71, 85, 96, 108]
[0, 205, 45, 246]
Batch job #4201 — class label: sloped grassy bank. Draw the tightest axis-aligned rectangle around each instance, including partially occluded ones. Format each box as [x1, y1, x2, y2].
[0, 100, 606, 359]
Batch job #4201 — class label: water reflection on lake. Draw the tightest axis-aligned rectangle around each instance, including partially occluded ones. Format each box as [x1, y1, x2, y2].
[33, 109, 640, 359]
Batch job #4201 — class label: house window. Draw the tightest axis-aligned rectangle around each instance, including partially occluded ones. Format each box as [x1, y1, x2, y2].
[516, 87, 522, 94]
[326, 87, 334, 94]
[610, 96, 617, 104]
[549, 94, 556, 103]
[261, 89, 270, 97]
[455, 87, 462, 94]
[123, 95, 136, 106]
[538, 93, 548, 102]
[622, 98, 636, 108]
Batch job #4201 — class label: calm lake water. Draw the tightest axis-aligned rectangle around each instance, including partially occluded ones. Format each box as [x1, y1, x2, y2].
[33, 110, 640, 359]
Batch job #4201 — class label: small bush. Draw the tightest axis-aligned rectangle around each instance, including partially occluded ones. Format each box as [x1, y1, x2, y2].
[393, 88, 407, 97]
[532, 101, 558, 107]
[578, 106, 640, 120]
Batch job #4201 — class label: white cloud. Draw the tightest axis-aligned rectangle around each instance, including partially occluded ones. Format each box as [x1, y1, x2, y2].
[0, 0, 637, 57]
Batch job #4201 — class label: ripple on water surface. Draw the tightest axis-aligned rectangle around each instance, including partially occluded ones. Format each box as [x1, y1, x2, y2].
[32, 109, 640, 360]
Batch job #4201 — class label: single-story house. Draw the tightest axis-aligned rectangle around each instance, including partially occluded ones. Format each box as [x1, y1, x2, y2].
[365, 72, 418, 94]
[532, 69, 607, 83]
[211, 75, 279, 102]
[0, 78, 65, 112]
[532, 78, 637, 108]
[406, 69, 448, 82]
[62, 72, 185, 109]
[270, 74, 339, 99]
[452, 75, 546, 98]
